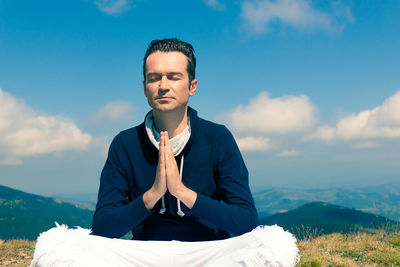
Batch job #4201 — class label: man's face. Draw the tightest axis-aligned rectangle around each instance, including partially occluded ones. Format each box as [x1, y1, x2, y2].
[143, 51, 197, 112]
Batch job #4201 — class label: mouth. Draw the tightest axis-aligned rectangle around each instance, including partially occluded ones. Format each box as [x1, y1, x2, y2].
[156, 96, 174, 100]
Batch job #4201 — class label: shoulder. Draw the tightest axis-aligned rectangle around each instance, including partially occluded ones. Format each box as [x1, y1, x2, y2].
[190, 112, 239, 158]
[190, 108, 232, 139]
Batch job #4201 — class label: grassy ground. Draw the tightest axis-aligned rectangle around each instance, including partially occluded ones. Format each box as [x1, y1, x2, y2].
[297, 230, 400, 266]
[1, 230, 400, 267]
[0, 239, 35, 267]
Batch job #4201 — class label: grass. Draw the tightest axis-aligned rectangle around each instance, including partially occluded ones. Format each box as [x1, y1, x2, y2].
[297, 230, 400, 266]
[1, 230, 400, 267]
[0, 239, 35, 267]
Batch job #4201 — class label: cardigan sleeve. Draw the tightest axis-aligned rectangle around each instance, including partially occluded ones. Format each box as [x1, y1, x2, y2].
[187, 127, 258, 236]
[91, 135, 153, 238]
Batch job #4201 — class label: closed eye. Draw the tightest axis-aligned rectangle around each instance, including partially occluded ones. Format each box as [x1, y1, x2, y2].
[146, 74, 161, 83]
[146, 72, 184, 83]
[168, 75, 181, 81]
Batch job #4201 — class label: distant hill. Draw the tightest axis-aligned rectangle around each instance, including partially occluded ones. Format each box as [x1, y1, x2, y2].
[253, 184, 400, 221]
[49, 192, 97, 210]
[259, 201, 399, 239]
[49, 184, 400, 222]
[0, 185, 94, 241]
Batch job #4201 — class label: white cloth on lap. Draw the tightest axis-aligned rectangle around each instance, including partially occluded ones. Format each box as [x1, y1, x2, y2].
[30, 223, 300, 267]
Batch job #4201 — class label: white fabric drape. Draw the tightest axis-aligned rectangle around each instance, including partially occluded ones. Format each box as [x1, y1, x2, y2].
[30, 224, 300, 267]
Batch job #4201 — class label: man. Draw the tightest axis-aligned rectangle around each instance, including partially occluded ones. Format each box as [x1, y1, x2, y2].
[31, 39, 299, 267]
[92, 38, 258, 241]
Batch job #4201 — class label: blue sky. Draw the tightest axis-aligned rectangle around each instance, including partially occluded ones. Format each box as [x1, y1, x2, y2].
[1, 0, 400, 195]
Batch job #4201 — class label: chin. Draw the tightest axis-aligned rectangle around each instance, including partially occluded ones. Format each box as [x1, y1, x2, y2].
[153, 103, 186, 113]
[153, 104, 175, 112]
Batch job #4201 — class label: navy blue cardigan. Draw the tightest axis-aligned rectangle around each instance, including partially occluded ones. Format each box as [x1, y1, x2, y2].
[92, 107, 258, 241]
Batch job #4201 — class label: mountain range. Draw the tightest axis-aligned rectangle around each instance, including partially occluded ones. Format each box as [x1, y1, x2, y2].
[0, 185, 93, 240]
[252, 184, 400, 222]
[1, 184, 399, 241]
[47, 184, 400, 223]
[49, 184, 400, 223]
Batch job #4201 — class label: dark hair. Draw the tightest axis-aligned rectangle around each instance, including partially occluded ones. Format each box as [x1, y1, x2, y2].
[143, 38, 196, 82]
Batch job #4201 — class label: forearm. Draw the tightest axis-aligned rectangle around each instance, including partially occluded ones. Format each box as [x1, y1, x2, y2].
[92, 195, 152, 238]
[143, 188, 163, 210]
[188, 193, 258, 235]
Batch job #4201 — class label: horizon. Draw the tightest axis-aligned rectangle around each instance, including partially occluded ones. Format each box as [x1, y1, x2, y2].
[1, 0, 399, 196]
[3, 180, 400, 200]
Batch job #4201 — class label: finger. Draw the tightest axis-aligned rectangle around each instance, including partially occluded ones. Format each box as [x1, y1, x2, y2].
[164, 133, 175, 167]
[159, 132, 166, 166]
[164, 132, 174, 157]
[158, 132, 163, 158]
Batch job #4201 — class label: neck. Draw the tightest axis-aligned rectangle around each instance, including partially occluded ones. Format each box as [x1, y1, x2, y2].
[153, 106, 189, 138]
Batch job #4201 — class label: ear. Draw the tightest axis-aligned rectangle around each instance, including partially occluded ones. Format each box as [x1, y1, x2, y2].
[189, 79, 197, 96]
[143, 80, 147, 97]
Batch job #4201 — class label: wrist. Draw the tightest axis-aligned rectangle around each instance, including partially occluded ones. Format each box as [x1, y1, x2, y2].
[169, 182, 187, 198]
[171, 185, 197, 209]
[150, 185, 165, 199]
[143, 188, 163, 210]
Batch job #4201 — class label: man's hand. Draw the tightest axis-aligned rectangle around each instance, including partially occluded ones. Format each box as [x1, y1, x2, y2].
[143, 132, 167, 210]
[143, 131, 197, 210]
[164, 132, 197, 209]
[163, 131, 184, 195]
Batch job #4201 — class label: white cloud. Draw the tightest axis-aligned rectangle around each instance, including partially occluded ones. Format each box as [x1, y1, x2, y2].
[336, 91, 400, 140]
[236, 136, 275, 151]
[0, 89, 91, 163]
[351, 142, 380, 150]
[203, 0, 226, 11]
[241, 0, 351, 34]
[277, 149, 301, 157]
[306, 90, 400, 143]
[228, 92, 317, 135]
[95, 0, 129, 15]
[91, 101, 135, 123]
[303, 125, 335, 142]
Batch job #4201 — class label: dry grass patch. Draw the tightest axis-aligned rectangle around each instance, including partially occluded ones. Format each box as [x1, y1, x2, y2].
[0, 239, 35, 267]
[297, 230, 400, 266]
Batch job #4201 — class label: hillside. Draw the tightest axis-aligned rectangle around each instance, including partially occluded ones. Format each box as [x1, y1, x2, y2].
[253, 184, 400, 221]
[0, 185, 94, 241]
[50, 192, 97, 210]
[260, 201, 399, 239]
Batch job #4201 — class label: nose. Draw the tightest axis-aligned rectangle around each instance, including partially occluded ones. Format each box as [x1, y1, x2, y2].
[159, 75, 169, 90]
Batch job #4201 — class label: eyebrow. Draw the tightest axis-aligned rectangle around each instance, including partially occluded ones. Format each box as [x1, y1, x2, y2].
[146, 72, 184, 77]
